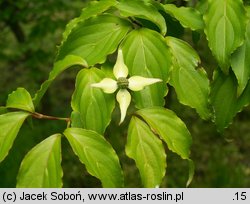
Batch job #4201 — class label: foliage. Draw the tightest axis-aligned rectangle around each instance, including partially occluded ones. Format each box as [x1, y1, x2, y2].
[0, 0, 250, 188]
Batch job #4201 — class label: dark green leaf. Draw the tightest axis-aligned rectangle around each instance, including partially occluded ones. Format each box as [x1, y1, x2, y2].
[211, 71, 237, 132]
[126, 117, 166, 187]
[231, 18, 250, 96]
[211, 70, 250, 132]
[33, 55, 87, 107]
[71, 68, 115, 134]
[237, 82, 250, 112]
[166, 37, 211, 119]
[163, 4, 204, 30]
[57, 14, 131, 65]
[0, 112, 30, 163]
[0, 107, 8, 114]
[121, 28, 172, 108]
[204, 0, 246, 73]
[17, 134, 62, 187]
[70, 111, 84, 128]
[116, 0, 166, 35]
[136, 107, 192, 159]
[64, 128, 124, 187]
[7, 88, 34, 112]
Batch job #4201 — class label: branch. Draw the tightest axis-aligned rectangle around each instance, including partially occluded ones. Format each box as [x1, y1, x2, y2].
[32, 112, 70, 123]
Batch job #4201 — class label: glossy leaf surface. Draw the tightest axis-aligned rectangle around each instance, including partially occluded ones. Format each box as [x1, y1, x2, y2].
[17, 134, 62, 187]
[57, 14, 131, 66]
[71, 68, 115, 134]
[231, 17, 250, 95]
[166, 37, 210, 119]
[7, 88, 34, 112]
[211, 71, 237, 132]
[64, 128, 124, 187]
[164, 4, 204, 30]
[116, 0, 166, 35]
[62, 0, 117, 43]
[121, 28, 171, 108]
[204, 0, 246, 72]
[126, 117, 166, 187]
[0, 112, 29, 163]
[137, 107, 192, 159]
[211, 71, 250, 132]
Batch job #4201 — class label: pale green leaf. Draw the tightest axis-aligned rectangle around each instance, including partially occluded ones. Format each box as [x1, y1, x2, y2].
[71, 68, 115, 134]
[126, 117, 166, 187]
[120, 28, 172, 108]
[33, 55, 87, 107]
[166, 37, 211, 119]
[116, 0, 166, 35]
[0, 112, 30, 163]
[64, 128, 124, 187]
[211, 71, 237, 132]
[6, 88, 34, 112]
[136, 107, 192, 159]
[231, 18, 250, 96]
[204, 0, 246, 73]
[62, 0, 117, 43]
[17, 134, 62, 188]
[57, 14, 131, 65]
[163, 4, 204, 30]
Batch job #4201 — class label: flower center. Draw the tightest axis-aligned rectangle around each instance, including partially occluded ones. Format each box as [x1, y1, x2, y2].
[117, 77, 129, 89]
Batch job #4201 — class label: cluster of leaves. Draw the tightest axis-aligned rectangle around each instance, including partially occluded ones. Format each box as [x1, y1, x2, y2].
[0, 0, 250, 187]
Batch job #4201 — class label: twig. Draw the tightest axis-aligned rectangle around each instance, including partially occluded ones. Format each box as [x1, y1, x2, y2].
[32, 112, 70, 123]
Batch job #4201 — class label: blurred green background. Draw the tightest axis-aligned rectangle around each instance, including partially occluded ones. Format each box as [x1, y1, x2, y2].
[0, 0, 249, 188]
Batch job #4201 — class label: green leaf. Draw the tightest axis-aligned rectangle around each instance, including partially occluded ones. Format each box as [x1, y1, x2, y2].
[116, 0, 166, 35]
[70, 111, 84, 128]
[211, 70, 250, 132]
[236, 82, 250, 114]
[62, 0, 117, 43]
[6, 88, 34, 112]
[33, 55, 87, 107]
[126, 117, 166, 187]
[0, 112, 30, 163]
[0, 107, 8, 115]
[166, 37, 211, 119]
[204, 0, 246, 73]
[17, 134, 62, 188]
[64, 128, 124, 187]
[71, 68, 115, 134]
[120, 28, 172, 108]
[136, 107, 192, 159]
[231, 19, 250, 96]
[136, 107, 193, 185]
[211, 71, 237, 132]
[57, 14, 131, 65]
[163, 4, 204, 30]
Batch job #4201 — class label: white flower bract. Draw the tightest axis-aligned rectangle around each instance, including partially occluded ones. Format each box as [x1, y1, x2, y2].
[91, 49, 162, 124]
[91, 78, 117, 94]
[116, 89, 131, 124]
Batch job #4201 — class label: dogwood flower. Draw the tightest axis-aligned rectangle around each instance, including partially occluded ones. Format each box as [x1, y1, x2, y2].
[91, 50, 162, 124]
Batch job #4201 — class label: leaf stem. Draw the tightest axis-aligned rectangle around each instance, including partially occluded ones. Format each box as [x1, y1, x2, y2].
[32, 112, 70, 123]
